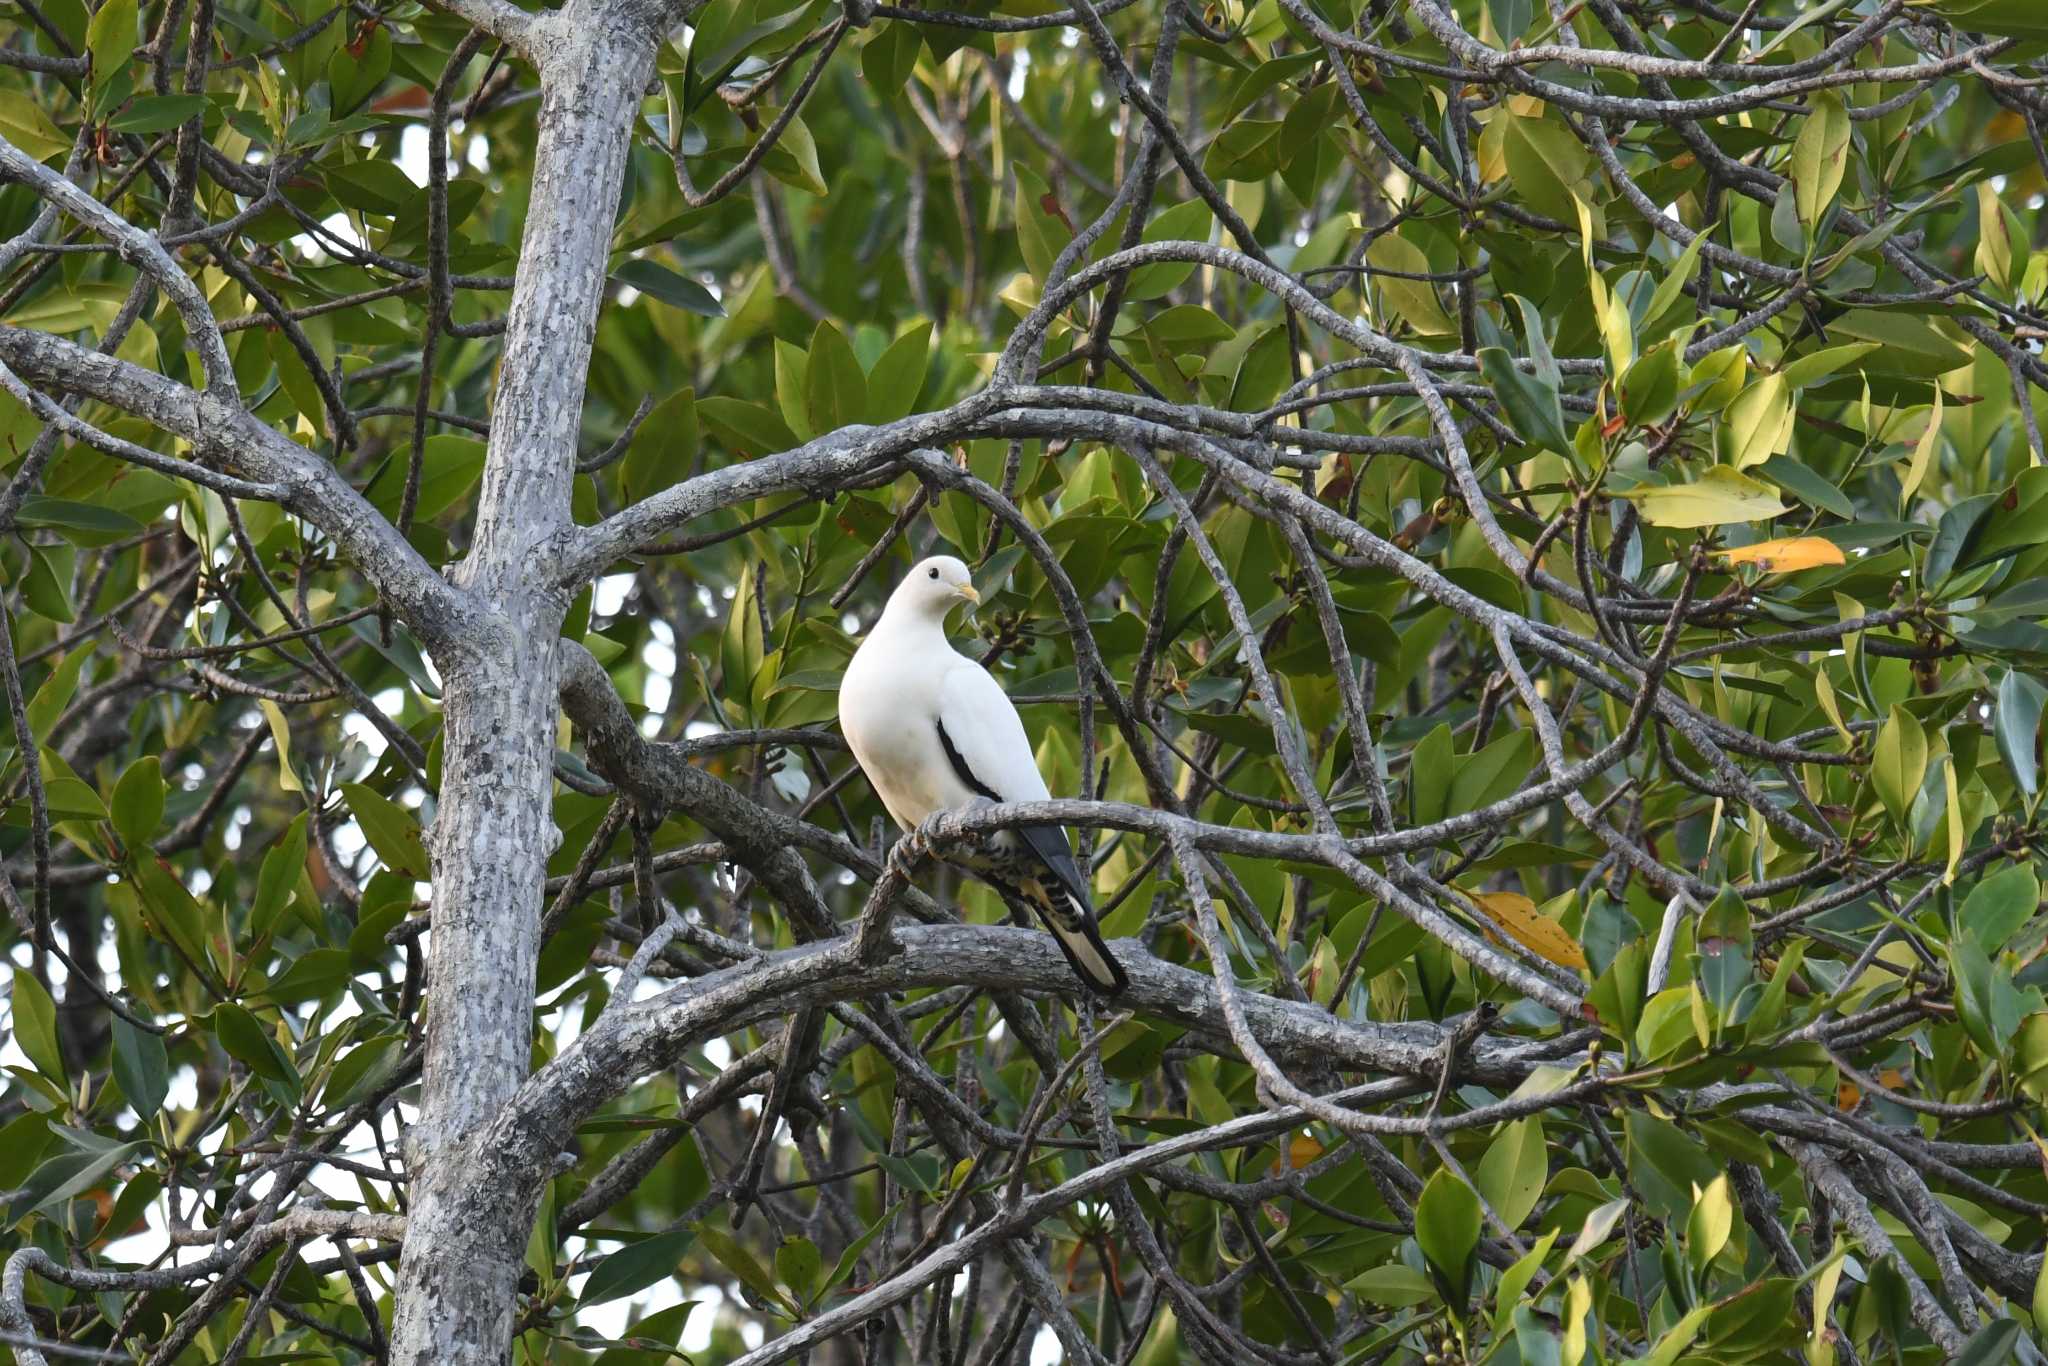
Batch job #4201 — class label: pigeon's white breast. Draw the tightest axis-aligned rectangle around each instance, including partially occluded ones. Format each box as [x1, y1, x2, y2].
[839, 628, 976, 830]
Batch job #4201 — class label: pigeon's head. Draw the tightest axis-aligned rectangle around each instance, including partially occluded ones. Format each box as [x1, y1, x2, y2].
[887, 555, 979, 623]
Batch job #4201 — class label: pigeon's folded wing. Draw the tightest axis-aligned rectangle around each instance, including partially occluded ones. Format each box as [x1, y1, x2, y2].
[935, 661, 1126, 994]
[933, 660, 1054, 806]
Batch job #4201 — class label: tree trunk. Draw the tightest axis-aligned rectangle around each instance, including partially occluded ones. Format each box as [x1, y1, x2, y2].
[387, 6, 662, 1359]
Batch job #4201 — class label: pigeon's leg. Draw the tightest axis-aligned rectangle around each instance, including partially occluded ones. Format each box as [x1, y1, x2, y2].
[955, 795, 1001, 851]
[897, 808, 951, 866]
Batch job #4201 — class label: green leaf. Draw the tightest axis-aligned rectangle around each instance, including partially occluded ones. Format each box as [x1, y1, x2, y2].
[1993, 670, 2045, 798]
[867, 322, 932, 424]
[621, 389, 700, 505]
[581, 1229, 695, 1306]
[1792, 91, 1852, 226]
[1344, 1263, 1439, 1306]
[323, 1033, 405, 1107]
[1951, 1320, 2021, 1366]
[257, 948, 352, 1005]
[1642, 1304, 1713, 1366]
[1493, 1228, 1560, 1335]
[1871, 704, 1928, 825]
[13, 495, 145, 546]
[721, 560, 766, 715]
[0, 93, 72, 159]
[341, 783, 431, 880]
[86, 0, 138, 99]
[111, 1015, 169, 1117]
[1409, 722, 1455, 827]
[822, 1205, 893, 1295]
[1960, 864, 2037, 953]
[1777, 342, 1880, 390]
[1477, 347, 1572, 457]
[774, 1235, 822, 1304]
[761, 113, 827, 197]
[211, 1003, 301, 1097]
[1900, 388, 1943, 508]
[1975, 182, 2019, 294]
[328, 22, 392, 114]
[11, 968, 65, 1085]
[132, 856, 214, 981]
[692, 1222, 793, 1315]
[1474, 1117, 1546, 1232]
[1828, 310, 1971, 377]
[110, 755, 165, 852]
[1758, 456, 1855, 519]
[7, 1141, 145, 1223]
[23, 542, 77, 624]
[250, 814, 308, 946]
[1101, 1018, 1187, 1080]
[804, 321, 866, 437]
[1413, 1167, 1481, 1303]
[1128, 199, 1213, 300]
[1642, 230, 1710, 331]
[1619, 340, 1682, 429]
[1568, 1197, 1629, 1261]
[616, 259, 726, 318]
[364, 434, 487, 523]
[2035, 1252, 2048, 1354]
[1502, 109, 1597, 225]
[1013, 163, 1072, 288]
[324, 160, 423, 215]
[860, 22, 922, 95]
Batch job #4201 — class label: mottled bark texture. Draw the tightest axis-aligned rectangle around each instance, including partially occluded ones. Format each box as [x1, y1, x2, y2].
[385, 2, 669, 1358]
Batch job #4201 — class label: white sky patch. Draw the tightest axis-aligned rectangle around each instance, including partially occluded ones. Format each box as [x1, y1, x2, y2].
[643, 619, 677, 721]
[397, 123, 430, 187]
[593, 572, 637, 620]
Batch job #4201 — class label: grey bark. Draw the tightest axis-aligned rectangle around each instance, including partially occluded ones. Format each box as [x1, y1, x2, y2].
[385, 0, 672, 1357]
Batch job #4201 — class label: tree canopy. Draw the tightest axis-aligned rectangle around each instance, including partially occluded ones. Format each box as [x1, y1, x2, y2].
[3, 0, 2048, 1360]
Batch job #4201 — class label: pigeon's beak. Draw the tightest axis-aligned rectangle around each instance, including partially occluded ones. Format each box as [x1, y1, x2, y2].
[955, 584, 981, 605]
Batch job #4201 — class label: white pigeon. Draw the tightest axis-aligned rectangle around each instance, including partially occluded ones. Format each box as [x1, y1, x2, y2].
[838, 554, 1127, 995]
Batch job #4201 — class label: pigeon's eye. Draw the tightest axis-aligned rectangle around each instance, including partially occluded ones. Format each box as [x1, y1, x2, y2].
[928, 567, 940, 580]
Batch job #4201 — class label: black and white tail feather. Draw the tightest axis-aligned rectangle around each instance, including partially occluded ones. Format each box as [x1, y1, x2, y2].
[969, 825, 1128, 996]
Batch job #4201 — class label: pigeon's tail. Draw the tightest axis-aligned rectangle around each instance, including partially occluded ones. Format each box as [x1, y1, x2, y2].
[960, 826, 1128, 994]
[1003, 824, 1127, 995]
[1028, 884, 1128, 996]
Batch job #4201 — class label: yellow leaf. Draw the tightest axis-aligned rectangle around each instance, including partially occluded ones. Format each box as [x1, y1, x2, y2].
[1623, 466, 1790, 528]
[1563, 1275, 1592, 1366]
[1943, 755, 1962, 886]
[1686, 1173, 1733, 1267]
[1725, 372, 1793, 469]
[1476, 113, 1508, 184]
[1269, 1133, 1324, 1176]
[1899, 386, 1942, 508]
[258, 700, 302, 794]
[1467, 890, 1589, 971]
[1814, 667, 1853, 747]
[1716, 536, 1846, 572]
[1791, 91, 1851, 226]
[1809, 1246, 1848, 1366]
[1365, 233, 1456, 337]
[1976, 181, 2015, 294]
